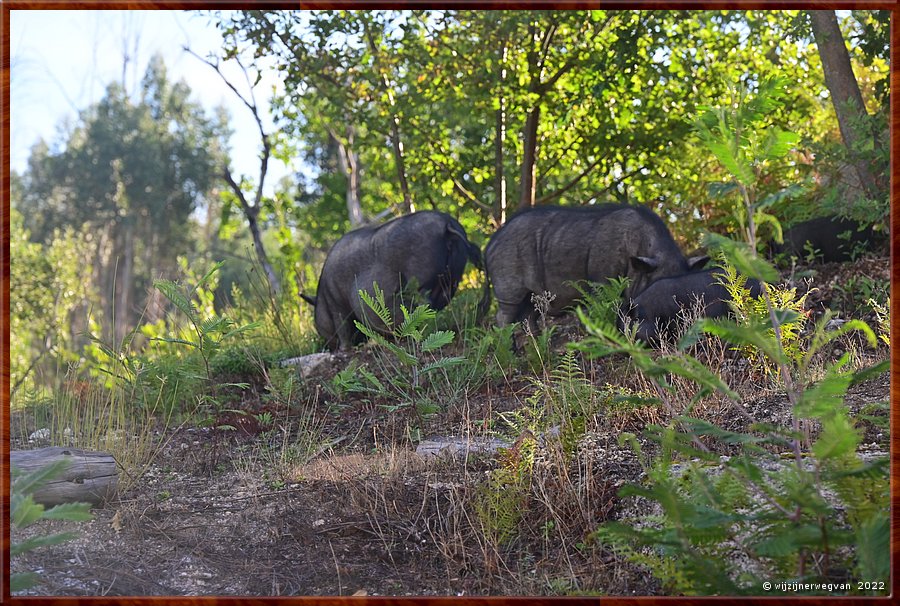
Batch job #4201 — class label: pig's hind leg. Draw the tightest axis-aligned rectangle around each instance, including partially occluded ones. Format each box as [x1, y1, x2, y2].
[495, 296, 533, 327]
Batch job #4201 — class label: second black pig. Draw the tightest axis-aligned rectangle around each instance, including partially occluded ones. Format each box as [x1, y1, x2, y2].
[481, 204, 708, 327]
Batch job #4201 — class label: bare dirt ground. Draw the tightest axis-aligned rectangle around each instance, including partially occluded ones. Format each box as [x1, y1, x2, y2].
[10, 255, 890, 597]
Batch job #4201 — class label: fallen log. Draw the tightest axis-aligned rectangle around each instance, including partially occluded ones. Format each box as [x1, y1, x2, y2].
[11, 447, 118, 507]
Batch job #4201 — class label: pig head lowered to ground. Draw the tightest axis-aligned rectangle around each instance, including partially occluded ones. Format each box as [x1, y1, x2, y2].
[303, 211, 482, 350]
[622, 267, 763, 343]
[481, 204, 707, 326]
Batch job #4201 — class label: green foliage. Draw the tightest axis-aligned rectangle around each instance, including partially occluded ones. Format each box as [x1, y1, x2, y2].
[578, 74, 888, 595]
[209, 10, 884, 244]
[476, 352, 598, 548]
[11, 461, 93, 593]
[217, 236, 320, 356]
[475, 455, 533, 547]
[152, 261, 261, 383]
[714, 260, 809, 374]
[75, 260, 263, 423]
[354, 283, 465, 428]
[584, 329, 887, 593]
[868, 297, 890, 347]
[18, 55, 227, 341]
[9, 206, 94, 401]
[572, 277, 630, 328]
[461, 324, 518, 381]
[519, 352, 596, 454]
[523, 325, 556, 376]
[831, 274, 889, 319]
[326, 361, 384, 404]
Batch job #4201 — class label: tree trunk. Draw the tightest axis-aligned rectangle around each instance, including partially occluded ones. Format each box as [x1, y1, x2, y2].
[144, 229, 164, 325]
[222, 169, 282, 295]
[494, 106, 508, 226]
[246, 206, 281, 294]
[389, 118, 414, 214]
[517, 21, 559, 213]
[115, 218, 134, 346]
[362, 19, 413, 215]
[518, 106, 540, 211]
[494, 40, 509, 226]
[94, 227, 113, 342]
[808, 10, 880, 200]
[331, 128, 365, 227]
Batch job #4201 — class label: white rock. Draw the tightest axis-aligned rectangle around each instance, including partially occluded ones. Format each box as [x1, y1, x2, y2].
[281, 353, 336, 378]
[826, 317, 847, 330]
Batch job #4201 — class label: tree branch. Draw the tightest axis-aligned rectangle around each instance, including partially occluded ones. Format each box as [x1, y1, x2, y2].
[535, 134, 586, 187]
[428, 154, 494, 218]
[183, 46, 271, 209]
[222, 167, 255, 219]
[534, 155, 607, 206]
[567, 165, 648, 206]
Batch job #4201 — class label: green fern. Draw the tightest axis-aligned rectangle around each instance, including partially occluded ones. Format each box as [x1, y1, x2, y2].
[398, 304, 435, 340]
[421, 330, 455, 352]
[357, 284, 394, 329]
[579, 78, 882, 594]
[354, 284, 462, 425]
[419, 356, 465, 374]
[716, 259, 809, 373]
[152, 262, 260, 386]
[571, 277, 630, 327]
[475, 465, 530, 546]
[153, 279, 197, 320]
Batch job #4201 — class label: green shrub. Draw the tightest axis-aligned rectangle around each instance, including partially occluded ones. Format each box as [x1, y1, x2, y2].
[572, 277, 630, 328]
[355, 283, 466, 433]
[152, 261, 261, 382]
[577, 77, 889, 596]
[716, 260, 809, 375]
[11, 461, 93, 593]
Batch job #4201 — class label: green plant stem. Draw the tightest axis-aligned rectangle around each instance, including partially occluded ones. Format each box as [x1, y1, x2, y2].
[740, 184, 804, 468]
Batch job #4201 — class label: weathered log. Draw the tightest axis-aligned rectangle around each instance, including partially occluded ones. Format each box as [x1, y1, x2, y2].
[415, 436, 509, 459]
[11, 447, 118, 507]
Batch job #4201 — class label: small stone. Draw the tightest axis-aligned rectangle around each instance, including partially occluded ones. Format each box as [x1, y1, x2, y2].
[281, 353, 336, 378]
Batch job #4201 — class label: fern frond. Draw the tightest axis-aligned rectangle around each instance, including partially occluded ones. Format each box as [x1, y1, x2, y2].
[358, 284, 394, 329]
[200, 316, 232, 335]
[399, 304, 436, 339]
[420, 356, 465, 374]
[421, 330, 454, 352]
[154, 279, 196, 320]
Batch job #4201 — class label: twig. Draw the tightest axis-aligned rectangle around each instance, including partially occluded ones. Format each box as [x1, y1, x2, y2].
[328, 539, 343, 595]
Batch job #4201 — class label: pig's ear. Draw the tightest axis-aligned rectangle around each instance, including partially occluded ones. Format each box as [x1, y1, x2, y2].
[631, 256, 659, 273]
[300, 293, 318, 306]
[687, 255, 710, 270]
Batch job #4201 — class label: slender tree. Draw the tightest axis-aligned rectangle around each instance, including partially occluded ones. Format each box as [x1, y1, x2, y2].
[808, 10, 882, 201]
[186, 47, 283, 295]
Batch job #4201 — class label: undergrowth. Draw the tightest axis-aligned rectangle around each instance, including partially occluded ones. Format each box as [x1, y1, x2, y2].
[572, 77, 889, 596]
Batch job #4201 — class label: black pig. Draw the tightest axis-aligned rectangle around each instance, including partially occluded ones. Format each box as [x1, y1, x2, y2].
[303, 211, 481, 350]
[481, 204, 707, 327]
[775, 216, 876, 263]
[622, 268, 762, 343]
